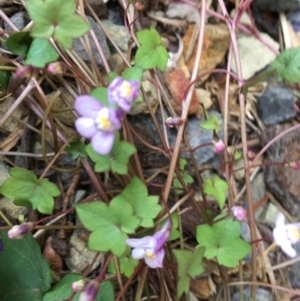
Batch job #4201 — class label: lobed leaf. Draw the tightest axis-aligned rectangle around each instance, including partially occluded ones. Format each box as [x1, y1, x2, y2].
[196, 219, 252, 268]
[135, 27, 169, 71]
[76, 197, 140, 256]
[0, 167, 61, 214]
[173, 248, 205, 298]
[26, 0, 90, 48]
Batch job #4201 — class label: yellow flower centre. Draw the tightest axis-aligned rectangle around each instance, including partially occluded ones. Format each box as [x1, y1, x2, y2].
[95, 108, 111, 130]
[290, 226, 300, 240]
[121, 82, 132, 97]
[145, 250, 155, 260]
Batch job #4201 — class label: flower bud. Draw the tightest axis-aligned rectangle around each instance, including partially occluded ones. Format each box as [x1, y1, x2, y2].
[247, 150, 256, 160]
[72, 279, 86, 292]
[165, 117, 184, 127]
[15, 65, 34, 78]
[46, 62, 66, 74]
[79, 280, 100, 301]
[134, 2, 144, 10]
[8, 222, 34, 239]
[292, 161, 299, 170]
[213, 139, 226, 154]
[231, 206, 247, 221]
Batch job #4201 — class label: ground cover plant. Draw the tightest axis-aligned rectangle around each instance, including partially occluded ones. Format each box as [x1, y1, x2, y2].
[1, 0, 300, 300]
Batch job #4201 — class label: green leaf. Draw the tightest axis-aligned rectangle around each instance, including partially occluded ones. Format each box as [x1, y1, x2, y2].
[0, 68, 12, 90]
[90, 87, 110, 106]
[108, 248, 139, 278]
[108, 72, 119, 84]
[24, 38, 60, 67]
[271, 47, 300, 82]
[26, 0, 91, 49]
[0, 167, 61, 214]
[135, 27, 169, 71]
[114, 176, 162, 228]
[173, 248, 205, 298]
[173, 171, 194, 195]
[0, 231, 51, 301]
[65, 140, 87, 159]
[76, 197, 141, 256]
[170, 213, 180, 241]
[234, 149, 242, 160]
[196, 219, 252, 268]
[203, 176, 228, 209]
[121, 66, 143, 83]
[6, 31, 33, 56]
[111, 139, 136, 174]
[43, 274, 114, 301]
[86, 132, 136, 175]
[200, 113, 221, 133]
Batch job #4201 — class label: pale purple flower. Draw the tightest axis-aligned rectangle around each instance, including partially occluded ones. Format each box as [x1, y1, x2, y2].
[273, 212, 300, 257]
[79, 280, 100, 301]
[231, 206, 247, 221]
[8, 222, 34, 239]
[213, 139, 226, 154]
[108, 77, 139, 112]
[75, 96, 123, 155]
[126, 219, 171, 268]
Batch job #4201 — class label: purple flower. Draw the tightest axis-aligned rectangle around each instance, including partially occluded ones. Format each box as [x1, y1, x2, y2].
[78, 280, 100, 301]
[273, 212, 300, 257]
[108, 77, 139, 112]
[8, 222, 34, 239]
[75, 96, 123, 155]
[126, 219, 171, 268]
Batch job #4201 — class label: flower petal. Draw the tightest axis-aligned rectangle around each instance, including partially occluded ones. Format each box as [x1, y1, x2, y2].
[126, 236, 153, 248]
[132, 248, 146, 260]
[75, 96, 103, 119]
[91, 131, 115, 155]
[75, 117, 98, 139]
[145, 249, 165, 268]
[275, 212, 286, 227]
[108, 108, 123, 129]
[281, 243, 297, 257]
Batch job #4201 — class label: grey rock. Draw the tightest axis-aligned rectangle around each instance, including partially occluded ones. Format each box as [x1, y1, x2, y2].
[240, 221, 252, 262]
[289, 243, 300, 287]
[232, 287, 273, 301]
[252, 0, 300, 12]
[256, 86, 297, 125]
[65, 229, 104, 273]
[73, 16, 110, 67]
[5, 11, 30, 31]
[287, 10, 300, 31]
[170, 111, 224, 167]
[129, 110, 223, 168]
[102, 20, 130, 52]
[166, 2, 200, 23]
[257, 203, 280, 228]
